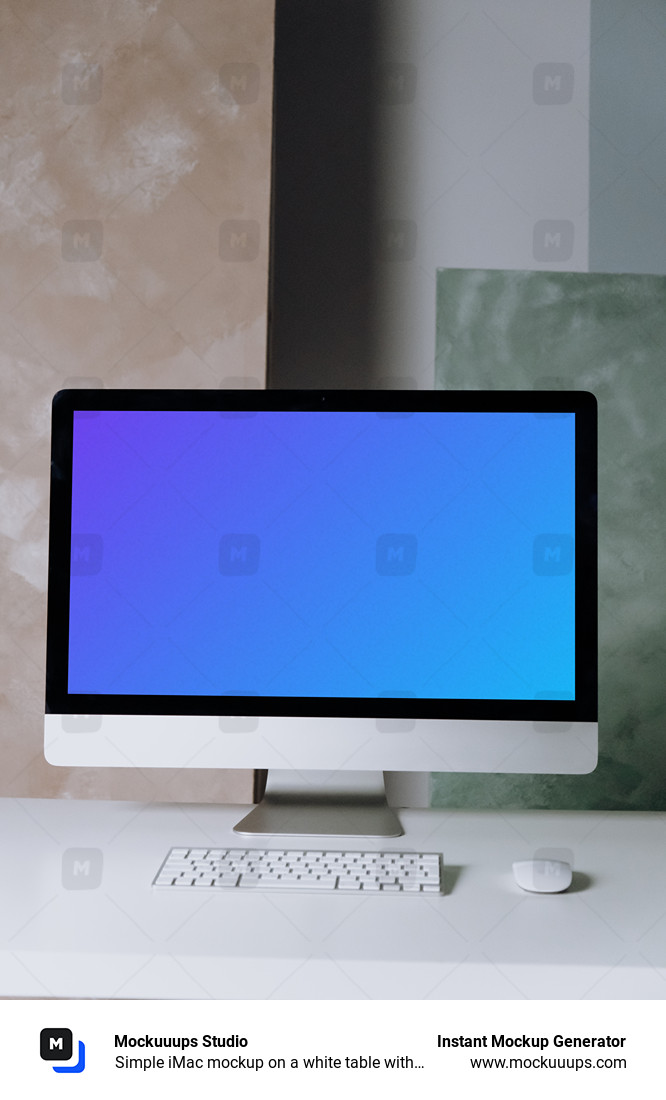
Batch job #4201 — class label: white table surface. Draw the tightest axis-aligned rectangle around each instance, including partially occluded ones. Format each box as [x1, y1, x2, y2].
[1, 798, 664, 1000]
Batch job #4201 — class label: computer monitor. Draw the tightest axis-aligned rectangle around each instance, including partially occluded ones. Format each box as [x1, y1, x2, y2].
[45, 389, 597, 837]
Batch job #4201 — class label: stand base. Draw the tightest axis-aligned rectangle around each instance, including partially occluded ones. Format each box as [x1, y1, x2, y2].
[234, 770, 403, 838]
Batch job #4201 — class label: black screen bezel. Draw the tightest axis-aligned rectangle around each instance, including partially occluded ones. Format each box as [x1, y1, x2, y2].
[46, 389, 597, 721]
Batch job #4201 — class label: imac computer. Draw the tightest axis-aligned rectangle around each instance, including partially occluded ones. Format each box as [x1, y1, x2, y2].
[45, 389, 597, 838]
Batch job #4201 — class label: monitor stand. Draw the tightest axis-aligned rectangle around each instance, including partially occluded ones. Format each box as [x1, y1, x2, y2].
[234, 770, 403, 838]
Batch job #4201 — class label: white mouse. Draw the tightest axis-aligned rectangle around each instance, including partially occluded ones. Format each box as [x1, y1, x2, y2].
[512, 859, 572, 893]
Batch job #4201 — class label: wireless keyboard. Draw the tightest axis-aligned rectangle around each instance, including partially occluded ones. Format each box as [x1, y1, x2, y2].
[153, 847, 443, 893]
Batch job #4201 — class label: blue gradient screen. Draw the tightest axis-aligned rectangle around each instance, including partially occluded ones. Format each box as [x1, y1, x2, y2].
[68, 410, 576, 700]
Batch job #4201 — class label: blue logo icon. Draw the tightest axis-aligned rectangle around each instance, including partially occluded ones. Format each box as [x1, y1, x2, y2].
[219, 533, 261, 575]
[40, 1028, 86, 1073]
[376, 534, 417, 575]
[533, 533, 574, 575]
[71, 533, 103, 576]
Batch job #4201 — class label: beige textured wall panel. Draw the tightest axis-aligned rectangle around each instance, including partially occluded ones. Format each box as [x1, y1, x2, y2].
[1, 0, 275, 802]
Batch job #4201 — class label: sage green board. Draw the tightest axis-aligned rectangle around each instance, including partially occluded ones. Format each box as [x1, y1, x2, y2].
[434, 269, 666, 809]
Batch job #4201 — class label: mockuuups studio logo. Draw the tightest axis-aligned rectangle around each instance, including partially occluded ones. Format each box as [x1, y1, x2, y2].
[62, 848, 103, 890]
[61, 62, 103, 104]
[376, 62, 417, 105]
[71, 534, 103, 576]
[219, 534, 260, 575]
[62, 221, 103, 262]
[376, 219, 417, 262]
[219, 220, 260, 261]
[376, 533, 417, 576]
[40, 1028, 86, 1074]
[533, 220, 574, 262]
[219, 62, 261, 104]
[532, 62, 574, 105]
[532, 534, 573, 576]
